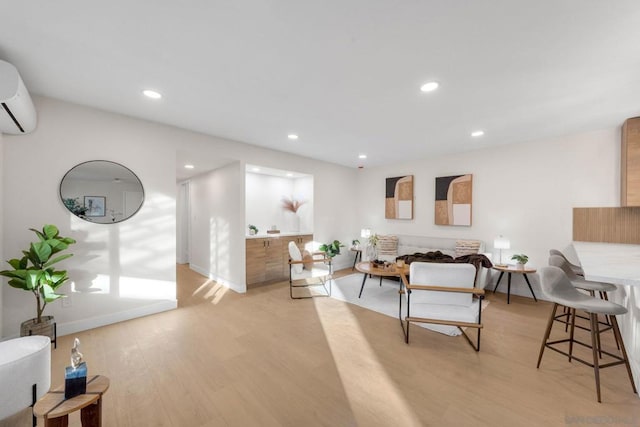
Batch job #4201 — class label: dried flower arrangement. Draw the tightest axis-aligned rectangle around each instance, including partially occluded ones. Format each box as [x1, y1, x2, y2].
[281, 197, 306, 213]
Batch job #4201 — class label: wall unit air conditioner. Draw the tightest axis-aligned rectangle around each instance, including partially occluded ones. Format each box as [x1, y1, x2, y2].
[0, 59, 37, 134]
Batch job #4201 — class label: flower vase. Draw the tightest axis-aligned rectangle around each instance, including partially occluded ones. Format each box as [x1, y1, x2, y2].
[286, 212, 300, 232]
[366, 244, 378, 262]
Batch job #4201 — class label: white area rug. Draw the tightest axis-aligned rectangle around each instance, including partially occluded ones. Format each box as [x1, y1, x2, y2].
[331, 273, 488, 336]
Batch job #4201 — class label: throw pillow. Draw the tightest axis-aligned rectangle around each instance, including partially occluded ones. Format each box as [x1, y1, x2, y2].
[288, 241, 303, 274]
[455, 239, 481, 257]
[377, 235, 399, 259]
[302, 250, 314, 270]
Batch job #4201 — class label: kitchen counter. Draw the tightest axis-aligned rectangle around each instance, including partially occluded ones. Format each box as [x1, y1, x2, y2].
[572, 241, 640, 398]
[246, 232, 313, 239]
[573, 241, 640, 286]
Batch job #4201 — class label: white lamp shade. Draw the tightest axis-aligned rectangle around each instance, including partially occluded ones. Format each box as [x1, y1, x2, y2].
[361, 228, 371, 238]
[494, 236, 510, 249]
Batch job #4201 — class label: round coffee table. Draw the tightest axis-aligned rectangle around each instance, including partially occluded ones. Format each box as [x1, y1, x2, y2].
[355, 261, 409, 298]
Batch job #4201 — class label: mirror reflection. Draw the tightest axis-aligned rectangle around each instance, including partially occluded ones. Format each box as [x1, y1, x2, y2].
[60, 160, 144, 224]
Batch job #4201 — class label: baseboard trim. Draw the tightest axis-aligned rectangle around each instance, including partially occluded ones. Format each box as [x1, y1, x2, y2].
[56, 300, 178, 337]
[189, 263, 246, 294]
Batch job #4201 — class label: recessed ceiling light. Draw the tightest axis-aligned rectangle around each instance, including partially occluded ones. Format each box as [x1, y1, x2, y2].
[420, 81, 439, 92]
[143, 89, 162, 99]
[358, 154, 367, 159]
[288, 134, 299, 140]
[252, 167, 260, 172]
[286, 173, 293, 177]
[184, 164, 194, 169]
[471, 130, 485, 137]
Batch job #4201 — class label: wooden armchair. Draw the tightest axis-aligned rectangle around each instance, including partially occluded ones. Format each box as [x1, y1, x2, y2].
[399, 262, 485, 350]
[288, 241, 332, 299]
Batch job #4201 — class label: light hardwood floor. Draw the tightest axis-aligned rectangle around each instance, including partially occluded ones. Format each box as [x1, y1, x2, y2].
[42, 265, 640, 426]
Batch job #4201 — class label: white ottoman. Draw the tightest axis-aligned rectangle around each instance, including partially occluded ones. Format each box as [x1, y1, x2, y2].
[0, 336, 51, 422]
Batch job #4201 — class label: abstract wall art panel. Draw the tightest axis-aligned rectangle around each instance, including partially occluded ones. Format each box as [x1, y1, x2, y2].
[385, 175, 413, 219]
[434, 174, 472, 226]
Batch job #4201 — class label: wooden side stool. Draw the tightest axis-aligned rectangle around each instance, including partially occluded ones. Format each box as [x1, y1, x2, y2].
[33, 375, 109, 427]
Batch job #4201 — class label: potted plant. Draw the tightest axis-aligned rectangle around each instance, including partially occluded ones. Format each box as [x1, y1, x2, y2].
[63, 197, 87, 217]
[248, 224, 259, 235]
[366, 233, 379, 261]
[511, 254, 529, 269]
[0, 224, 76, 339]
[351, 239, 360, 249]
[318, 240, 344, 258]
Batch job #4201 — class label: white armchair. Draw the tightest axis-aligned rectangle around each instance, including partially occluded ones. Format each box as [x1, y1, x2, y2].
[399, 262, 485, 350]
[0, 336, 51, 427]
[288, 241, 332, 299]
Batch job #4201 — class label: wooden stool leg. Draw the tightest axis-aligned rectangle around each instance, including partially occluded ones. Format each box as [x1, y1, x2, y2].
[537, 303, 558, 368]
[44, 415, 69, 427]
[80, 398, 102, 427]
[610, 316, 638, 394]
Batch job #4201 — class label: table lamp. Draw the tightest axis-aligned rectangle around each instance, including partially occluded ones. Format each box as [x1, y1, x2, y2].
[494, 235, 510, 267]
[361, 228, 371, 239]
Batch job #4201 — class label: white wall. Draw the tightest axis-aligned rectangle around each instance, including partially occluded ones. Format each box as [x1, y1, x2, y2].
[189, 162, 245, 292]
[293, 175, 314, 234]
[2, 97, 177, 337]
[0, 131, 3, 337]
[356, 128, 620, 298]
[245, 172, 313, 234]
[176, 181, 190, 264]
[0, 95, 359, 336]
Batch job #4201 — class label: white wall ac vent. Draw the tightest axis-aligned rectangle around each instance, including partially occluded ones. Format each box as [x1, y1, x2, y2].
[0, 59, 37, 134]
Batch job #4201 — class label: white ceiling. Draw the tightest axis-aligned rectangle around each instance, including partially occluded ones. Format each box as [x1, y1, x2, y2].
[2, 1, 640, 175]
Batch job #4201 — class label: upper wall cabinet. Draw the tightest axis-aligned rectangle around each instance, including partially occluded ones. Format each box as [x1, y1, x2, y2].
[621, 117, 640, 206]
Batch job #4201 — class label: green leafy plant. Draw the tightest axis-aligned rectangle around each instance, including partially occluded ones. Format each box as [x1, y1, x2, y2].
[351, 239, 360, 247]
[511, 254, 529, 264]
[368, 233, 379, 247]
[63, 197, 87, 216]
[319, 240, 344, 258]
[248, 224, 258, 233]
[0, 225, 76, 323]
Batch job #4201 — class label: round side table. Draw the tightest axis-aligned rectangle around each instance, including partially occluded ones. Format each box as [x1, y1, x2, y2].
[34, 375, 109, 427]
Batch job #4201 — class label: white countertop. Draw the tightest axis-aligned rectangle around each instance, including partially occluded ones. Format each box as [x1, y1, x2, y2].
[246, 232, 312, 239]
[573, 241, 640, 286]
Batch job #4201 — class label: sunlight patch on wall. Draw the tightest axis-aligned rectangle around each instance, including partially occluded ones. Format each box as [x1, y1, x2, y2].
[119, 276, 176, 300]
[210, 216, 230, 278]
[72, 275, 110, 294]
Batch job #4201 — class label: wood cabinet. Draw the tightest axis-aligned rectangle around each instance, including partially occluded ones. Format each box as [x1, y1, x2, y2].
[246, 234, 313, 287]
[621, 117, 640, 206]
[246, 238, 268, 285]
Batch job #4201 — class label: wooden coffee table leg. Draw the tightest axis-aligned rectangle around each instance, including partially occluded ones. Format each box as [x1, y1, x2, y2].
[80, 398, 102, 427]
[44, 415, 69, 427]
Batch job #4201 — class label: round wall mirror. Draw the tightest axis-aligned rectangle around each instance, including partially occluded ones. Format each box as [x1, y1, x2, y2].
[60, 160, 144, 224]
